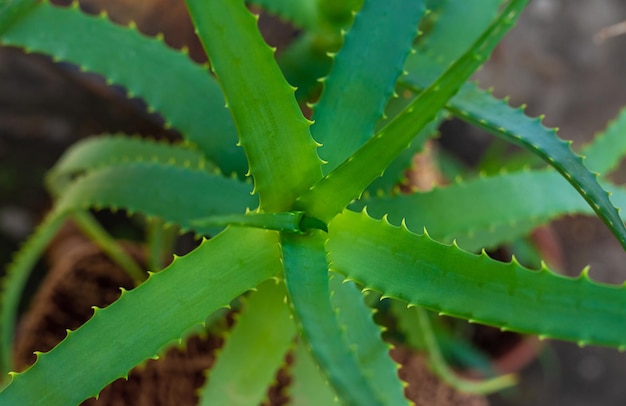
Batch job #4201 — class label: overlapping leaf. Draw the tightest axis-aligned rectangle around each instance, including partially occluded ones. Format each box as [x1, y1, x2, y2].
[312, 0, 425, 174]
[199, 279, 295, 406]
[186, 0, 322, 212]
[46, 135, 213, 195]
[282, 233, 387, 405]
[0, 1, 246, 176]
[402, 48, 626, 251]
[358, 169, 626, 251]
[328, 210, 626, 348]
[0, 227, 282, 404]
[290, 342, 339, 405]
[54, 163, 255, 234]
[298, 0, 527, 222]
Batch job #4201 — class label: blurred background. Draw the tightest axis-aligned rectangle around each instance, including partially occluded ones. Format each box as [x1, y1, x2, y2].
[0, 0, 625, 404]
[480, 1, 626, 405]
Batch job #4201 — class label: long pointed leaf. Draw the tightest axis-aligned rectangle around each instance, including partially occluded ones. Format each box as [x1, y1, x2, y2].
[328, 209, 626, 348]
[3, 161, 249, 376]
[398, 0, 626, 250]
[297, 0, 528, 222]
[54, 163, 255, 234]
[46, 135, 212, 195]
[358, 169, 626, 251]
[312, 0, 425, 174]
[0, 0, 37, 32]
[0, 227, 282, 404]
[281, 232, 385, 406]
[328, 275, 407, 405]
[291, 342, 339, 405]
[199, 279, 295, 405]
[0, 2, 246, 176]
[402, 77, 626, 251]
[186, 0, 322, 212]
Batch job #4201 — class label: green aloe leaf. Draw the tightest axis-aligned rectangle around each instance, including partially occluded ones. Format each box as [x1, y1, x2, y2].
[3, 162, 237, 373]
[358, 169, 626, 251]
[397, 0, 626, 250]
[297, 0, 527, 222]
[186, 0, 322, 212]
[400, 65, 626, 252]
[0, 227, 282, 405]
[46, 135, 212, 195]
[427, 81, 626, 251]
[54, 163, 255, 234]
[328, 275, 408, 405]
[281, 232, 386, 406]
[0, 0, 38, 32]
[192, 211, 327, 234]
[199, 279, 295, 406]
[0, 1, 246, 176]
[312, 0, 425, 174]
[290, 342, 339, 405]
[328, 209, 626, 348]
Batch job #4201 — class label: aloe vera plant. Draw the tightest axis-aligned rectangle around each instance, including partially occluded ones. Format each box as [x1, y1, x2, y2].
[2, 0, 626, 404]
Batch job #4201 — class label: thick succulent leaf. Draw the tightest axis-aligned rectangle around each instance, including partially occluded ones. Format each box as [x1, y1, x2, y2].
[0, 212, 66, 376]
[290, 342, 339, 405]
[192, 211, 328, 234]
[358, 169, 626, 251]
[328, 275, 408, 405]
[186, 0, 322, 212]
[312, 0, 425, 174]
[0, 1, 246, 176]
[0, 227, 282, 404]
[398, 0, 626, 249]
[281, 233, 385, 406]
[199, 279, 295, 406]
[46, 135, 212, 195]
[297, 0, 527, 222]
[581, 106, 626, 175]
[414, 80, 626, 251]
[0, 0, 37, 32]
[3, 161, 221, 372]
[327, 210, 626, 348]
[54, 163, 256, 234]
